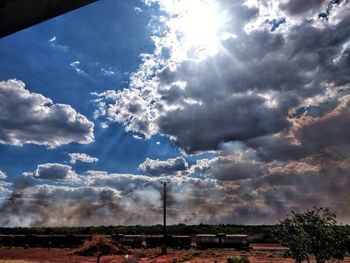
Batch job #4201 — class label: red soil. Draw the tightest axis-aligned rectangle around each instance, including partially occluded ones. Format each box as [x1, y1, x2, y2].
[0, 246, 349, 263]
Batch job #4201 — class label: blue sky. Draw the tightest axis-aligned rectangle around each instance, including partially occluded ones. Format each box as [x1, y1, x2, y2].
[0, 0, 186, 176]
[0, 0, 350, 226]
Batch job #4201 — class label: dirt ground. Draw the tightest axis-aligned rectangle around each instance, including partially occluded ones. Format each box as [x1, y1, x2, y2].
[0, 244, 349, 263]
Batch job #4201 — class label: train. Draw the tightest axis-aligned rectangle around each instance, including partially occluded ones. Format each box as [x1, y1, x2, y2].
[0, 233, 250, 250]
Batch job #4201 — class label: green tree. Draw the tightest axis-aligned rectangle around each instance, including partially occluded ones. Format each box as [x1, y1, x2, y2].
[277, 207, 347, 263]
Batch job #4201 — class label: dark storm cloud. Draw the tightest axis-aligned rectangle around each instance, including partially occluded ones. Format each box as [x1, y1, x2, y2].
[0, 79, 94, 148]
[291, 95, 350, 153]
[281, 0, 325, 16]
[157, 93, 289, 153]
[281, 0, 345, 19]
[139, 156, 188, 176]
[248, 90, 350, 162]
[95, 0, 350, 155]
[191, 156, 264, 181]
[154, 12, 350, 153]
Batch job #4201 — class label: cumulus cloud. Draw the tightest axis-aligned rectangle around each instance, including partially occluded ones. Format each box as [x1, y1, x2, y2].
[32, 163, 79, 183]
[68, 153, 99, 164]
[139, 157, 188, 176]
[0, 79, 94, 148]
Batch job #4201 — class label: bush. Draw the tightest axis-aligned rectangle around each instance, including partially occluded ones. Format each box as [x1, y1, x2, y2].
[76, 235, 128, 263]
[227, 255, 250, 263]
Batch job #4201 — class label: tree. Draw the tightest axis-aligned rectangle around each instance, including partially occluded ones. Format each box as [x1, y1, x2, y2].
[276, 207, 347, 263]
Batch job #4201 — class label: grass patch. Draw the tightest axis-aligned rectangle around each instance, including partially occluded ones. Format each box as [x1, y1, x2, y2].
[178, 250, 202, 262]
[227, 255, 250, 263]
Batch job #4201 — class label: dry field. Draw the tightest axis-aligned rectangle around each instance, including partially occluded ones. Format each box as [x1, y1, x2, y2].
[0, 244, 349, 263]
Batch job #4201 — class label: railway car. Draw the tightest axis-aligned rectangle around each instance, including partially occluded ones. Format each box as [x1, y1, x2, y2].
[50, 235, 68, 247]
[0, 233, 249, 250]
[145, 235, 163, 248]
[34, 235, 52, 247]
[72, 235, 91, 247]
[221, 234, 250, 250]
[117, 235, 143, 248]
[196, 234, 220, 249]
[0, 235, 16, 246]
[6, 235, 25, 246]
[111, 234, 123, 243]
[168, 235, 191, 249]
[196, 234, 250, 250]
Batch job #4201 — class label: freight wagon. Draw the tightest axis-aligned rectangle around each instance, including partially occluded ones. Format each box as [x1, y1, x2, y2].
[0, 233, 249, 250]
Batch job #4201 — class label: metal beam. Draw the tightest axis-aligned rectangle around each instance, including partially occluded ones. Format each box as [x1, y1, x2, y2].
[0, 0, 98, 38]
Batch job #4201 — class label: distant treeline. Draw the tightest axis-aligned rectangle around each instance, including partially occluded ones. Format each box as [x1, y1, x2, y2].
[0, 224, 348, 243]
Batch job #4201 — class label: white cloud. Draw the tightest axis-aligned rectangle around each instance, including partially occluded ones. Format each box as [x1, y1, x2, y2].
[69, 153, 99, 164]
[101, 68, 115, 76]
[133, 134, 143, 140]
[32, 163, 79, 183]
[70, 61, 85, 74]
[0, 170, 7, 180]
[134, 7, 143, 13]
[48, 36, 56, 42]
[139, 157, 188, 176]
[100, 122, 109, 129]
[0, 79, 94, 147]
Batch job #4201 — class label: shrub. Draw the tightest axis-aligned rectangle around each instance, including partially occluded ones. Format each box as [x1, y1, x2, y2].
[76, 234, 128, 263]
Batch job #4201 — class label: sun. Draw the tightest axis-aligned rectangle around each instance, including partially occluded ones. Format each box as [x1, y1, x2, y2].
[165, 0, 226, 60]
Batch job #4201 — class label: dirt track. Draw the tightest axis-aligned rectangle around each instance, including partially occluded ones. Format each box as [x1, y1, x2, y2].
[0, 245, 348, 262]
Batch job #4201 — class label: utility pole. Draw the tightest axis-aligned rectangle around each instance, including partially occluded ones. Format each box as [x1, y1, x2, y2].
[161, 181, 167, 238]
[160, 181, 169, 254]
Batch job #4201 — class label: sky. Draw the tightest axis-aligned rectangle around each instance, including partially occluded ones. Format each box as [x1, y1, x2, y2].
[0, 0, 349, 227]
